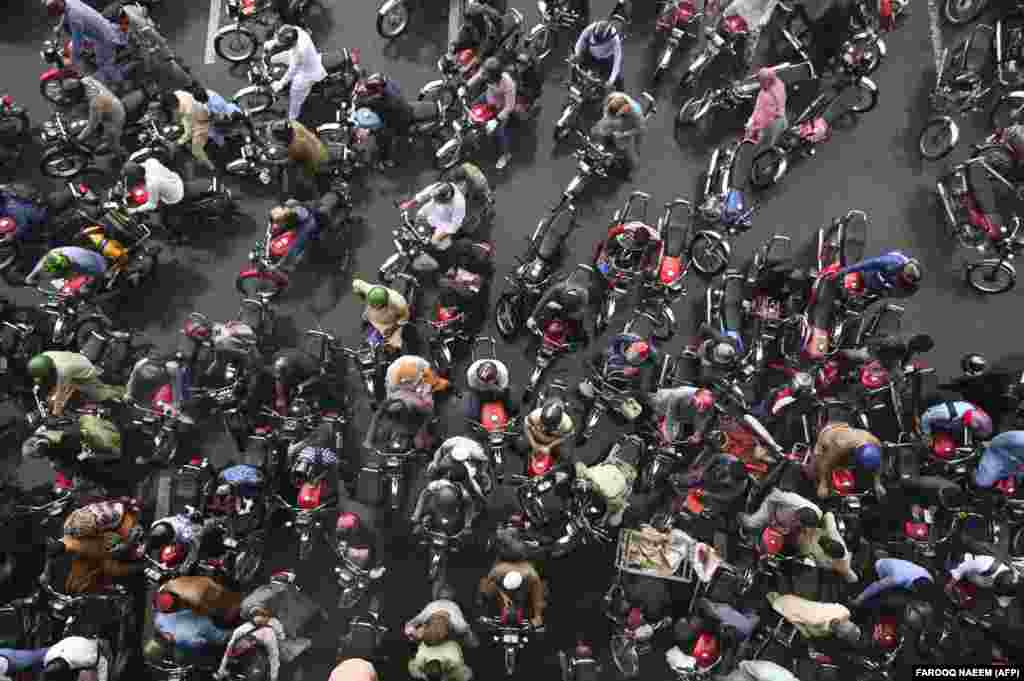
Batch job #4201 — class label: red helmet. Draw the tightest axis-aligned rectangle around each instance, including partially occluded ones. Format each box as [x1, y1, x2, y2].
[159, 543, 187, 567]
[127, 185, 150, 207]
[692, 389, 714, 413]
[624, 340, 651, 365]
[154, 590, 177, 613]
[0, 217, 15, 235]
[337, 511, 361, 531]
[476, 361, 499, 384]
[963, 408, 993, 438]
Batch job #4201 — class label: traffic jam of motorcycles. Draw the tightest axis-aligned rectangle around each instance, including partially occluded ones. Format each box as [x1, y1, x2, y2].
[2, 0, 1024, 679]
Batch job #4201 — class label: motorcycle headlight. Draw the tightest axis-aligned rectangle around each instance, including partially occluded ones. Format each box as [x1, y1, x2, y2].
[569, 85, 582, 98]
[578, 162, 591, 173]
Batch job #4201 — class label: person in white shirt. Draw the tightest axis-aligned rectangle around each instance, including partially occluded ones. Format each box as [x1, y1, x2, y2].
[267, 24, 327, 121]
[122, 159, 184, 214]
[948, 552, 1018, 591]
[411, 182, 467, 250]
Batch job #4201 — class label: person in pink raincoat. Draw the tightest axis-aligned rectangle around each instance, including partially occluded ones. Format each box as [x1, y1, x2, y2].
[329, 658, 378, 681]
[744, 67, 788, 154]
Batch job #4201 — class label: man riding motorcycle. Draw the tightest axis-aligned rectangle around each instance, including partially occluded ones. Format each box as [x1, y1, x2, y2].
[404, 584, 479, 681]
[477, 538, 546, 627]
[62, 77, 127, 159]
[406, 181, 467, 258]
[386, 355, 451, 411]
[851, 558, 936, 610]
[27, 351, 125, 415]
[647, 385, 715, 444]
[352, 73, 409, 169]
[595, 217, 661, 278]
[738, 489, 824, 551]
[268, 119, 329, 197]
[466, 57, 517, 170]
[967, 123, 1024, 233]
[518, 397, 575, 475]
[410, 436, 493, 538]
[121, 158, 191, 227]
[573, 20, 624, 90]
[0, 183, 53, 241]
[267, 196, 339, 272]
[973, 430, 1024, 489]
[807, 421, 883, 500]
[46, 0, 127, 84]
[527, 277, 590, 345]
[363, 397, 431, 454]
[578, 333, 658, 422]
[40, 637, 113, 681]
[920, 400, 994, 443]
[589, 93, 646, 176]
[464, 358, 514, 420]
[451, 0, 508, 59]
[266, 24, 327, 121]
[571, 436, 640, 528]
[352, 279, 410, 354]
[158, 90, 215, 176]
[51, 498, 144, 594]
[837, 251, 922, 299]
[328, 658, 379, 681]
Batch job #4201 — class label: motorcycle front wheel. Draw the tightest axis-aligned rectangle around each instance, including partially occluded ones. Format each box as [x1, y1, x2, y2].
[233, 88, 274, 116]
[236, 271, 288, 300]
[918, 118, 957, 160]
[848, 81, 879, 114]
[39, 146, 88, 179]
[525, 24, 553, 62]
[377, 0, 410, 38]
[749, 147, 786, 190]
[494, 292, 522, 340]
[689, 233, 730, 276]
[214, 27, 259, 63]
[944, 0, 986, 24]
[966, 259, 1016, 294]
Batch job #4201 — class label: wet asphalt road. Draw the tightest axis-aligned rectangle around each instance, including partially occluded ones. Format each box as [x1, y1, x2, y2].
[1, 0, 1023, 678]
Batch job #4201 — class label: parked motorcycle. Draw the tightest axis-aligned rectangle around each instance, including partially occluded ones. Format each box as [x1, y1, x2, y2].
[214, 0, 326, 61]
[594, 191, 653, 334]
[478, 615, 545, 676]
[524, 0, 589, 62]
[690, 141, 758, 276]
[678, 13, 752, 89]
[521, 307, 582, 407]
[651, 0, 703, 85]
[577, 360, 642, 445]
[553, 58, 609, 142]
[495, 203, 578, 339]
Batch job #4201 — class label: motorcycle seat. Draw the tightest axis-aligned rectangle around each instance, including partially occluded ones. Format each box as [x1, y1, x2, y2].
[899, 475, 964, 509]
[321, 51, 349, 73]
[181, 180, 216, 202]
[410, 100, 439, 123]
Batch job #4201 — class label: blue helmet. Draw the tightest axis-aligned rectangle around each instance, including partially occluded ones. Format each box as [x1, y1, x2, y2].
[349, 107, 383, 130]
[854, 443, 882, 471]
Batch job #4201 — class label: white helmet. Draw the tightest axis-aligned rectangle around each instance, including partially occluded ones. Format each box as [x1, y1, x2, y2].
[442, 436, 484, 463]
[44, 636, 99, 671]
[502, 570, 524, 591]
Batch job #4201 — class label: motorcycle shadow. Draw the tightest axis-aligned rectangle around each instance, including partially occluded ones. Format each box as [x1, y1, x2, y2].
[118, 258, 212, 331]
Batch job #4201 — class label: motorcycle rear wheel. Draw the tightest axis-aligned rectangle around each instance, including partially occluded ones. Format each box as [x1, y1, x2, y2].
[39, 146, 88, 179]
[214, 27, 259, 63]
[236, 271, 287, 300]
[689, 233, 730, 276]
[494, 292, 521, 340]
[966, 259, 1016, 294]
[918, 118, 956, 160]
[376, 0, 410, 38]
[749, 147, 786, 190]
[944, 0, 986, 24]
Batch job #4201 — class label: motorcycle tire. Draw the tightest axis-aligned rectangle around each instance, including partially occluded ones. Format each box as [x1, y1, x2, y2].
[39, 145, 89, 179]
[494, 292, 521, 340]
[918, 118, 957, 160]
[749, 147, 786, 190]
[214, 27, 259, 63]
[688, 233, 730, 276]
[40, 77, 73, 107]
[236, 271, 288, 300]
[848, 81, 879, 114]
[848, 34, 883, 76]
[944, 0, 986, 24]
[525, 24, 553, 62]
[990, 93, 1024, 131]
[233, 87, 274, 116]
[966, 259, 1016, 294]
[377, 0, 411, 38]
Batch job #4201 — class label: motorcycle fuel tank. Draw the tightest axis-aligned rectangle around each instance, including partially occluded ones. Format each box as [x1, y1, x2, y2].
[481, 401, 508, 432]
[269, 230, 298, 259]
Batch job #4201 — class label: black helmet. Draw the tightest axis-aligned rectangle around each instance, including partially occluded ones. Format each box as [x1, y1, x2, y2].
[436, 583, 458, 601]
[145, 521, 176, 551]
[709, 340, 737, 368]
[476, 360, 499, 384]
[269, 119, 294, 145]
[994, 569, 1018, 594]
[903, 600, 934, 631]
[961, 353, 987, 377]
[41, 657, 73, 681]
[159, 90, 179, 115]
[790, 371, 814, 395]
[482, 56, 503, 83]
[591, 20, 618, 43]
[122, 160, 146, 185]
[61, 78, 85, 103]
[274, 24, 299, 49]
[434, 481, 462, 514]
[432, 182, 455, 203]
[540, 399, 565, 432]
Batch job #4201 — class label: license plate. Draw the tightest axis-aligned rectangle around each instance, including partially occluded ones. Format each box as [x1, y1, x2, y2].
[502, 634, 519, 643]
[0, 356, 8, 373]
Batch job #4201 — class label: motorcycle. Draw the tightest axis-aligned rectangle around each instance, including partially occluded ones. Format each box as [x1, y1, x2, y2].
[918, 27, 997, 160]
[741, 234, 798, 371]
[275, 410, 346, 561]
[434, 84, 539, 170]
[334, 536, 386, 610]
[478, 615, 544, 676]
[636, 355, 699, 492]
[594, 191, 654, 334]
[31, 285, 113, 354]
[0, 94, 30, 168]
[641, 201, 693, 337]
[495, 203, 578, 339]
[232, 42, 362, 116]
[214, 0, 326, 62]
[749, 73, 879, 190]
[690, 141, 758, 276]
[521, 311, 581, 408]
[235, 187, 354, 299]
[553, 58, 609, 142]
[651, 0, 703, 85]
[466, 337, 518, 481]
[415, 474, 474, 592]
[577, 360, 643, 445]
[524, 0, 589, 62]
[678, 13, 752, 89]
[677, 60, 814, 135]
[995, 6, 1024, 89]
[39, 38, 81, 106]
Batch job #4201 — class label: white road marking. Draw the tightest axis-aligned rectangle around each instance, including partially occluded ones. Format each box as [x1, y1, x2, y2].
[449, 0, 464, 47]
[205, 0, 223, 64]
[927, 0, 944, 75]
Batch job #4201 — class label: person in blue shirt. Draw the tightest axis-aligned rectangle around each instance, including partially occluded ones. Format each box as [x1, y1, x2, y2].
[24, 247, 108, 287]
[46, 0, 127, 85]
[266, 189, 343, 273]
[0, 648, 50, 679]
[920, 401, 994, 441]
[974, 430, 1024, 488]
[838, 251, 922, 298]
[573, 20, 625, 90]
[0, 184, 51, 240]
[850, 558, 934, 609]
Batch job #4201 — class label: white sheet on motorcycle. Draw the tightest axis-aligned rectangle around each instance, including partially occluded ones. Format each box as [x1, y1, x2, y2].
[241, 582, 324, 637]
[615, 528, 694, 583]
